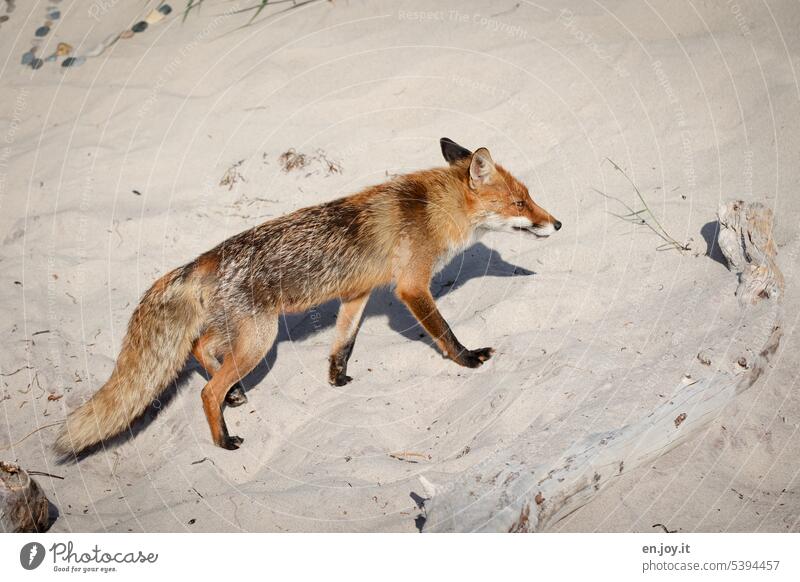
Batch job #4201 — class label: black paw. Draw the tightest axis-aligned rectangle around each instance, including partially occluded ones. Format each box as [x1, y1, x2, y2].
[329, 373, 353, 387]
[455, 347, 495, 368]
[225, 383, 248, 407]
[220, 435, 244, 450]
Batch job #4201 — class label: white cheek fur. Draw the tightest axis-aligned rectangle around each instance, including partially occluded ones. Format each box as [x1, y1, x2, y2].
[530, 222, 556, 237]
[480, 212, 533, 232]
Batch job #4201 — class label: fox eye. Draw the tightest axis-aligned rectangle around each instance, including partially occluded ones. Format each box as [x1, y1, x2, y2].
[513, 200, 525, 209]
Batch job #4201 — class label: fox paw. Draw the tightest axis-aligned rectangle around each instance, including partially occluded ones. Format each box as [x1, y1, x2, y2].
[221, 435, 244, 450]
[225, 384, 248, 407]
[329, 373, 353, 387]
[455, 347, 495, 368]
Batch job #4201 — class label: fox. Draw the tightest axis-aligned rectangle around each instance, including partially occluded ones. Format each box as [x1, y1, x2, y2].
[53, 138, 561, 455]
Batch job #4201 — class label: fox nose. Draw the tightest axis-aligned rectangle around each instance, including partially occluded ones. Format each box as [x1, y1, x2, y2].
[553, 220, 562, 231]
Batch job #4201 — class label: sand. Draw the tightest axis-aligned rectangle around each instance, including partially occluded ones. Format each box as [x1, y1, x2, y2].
[0, 0, 798, 532]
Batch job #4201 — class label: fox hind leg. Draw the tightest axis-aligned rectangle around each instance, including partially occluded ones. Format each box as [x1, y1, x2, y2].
[192, 331, 248, 407]
[200, 314, 277, 449]
[328, 292, 370, 386]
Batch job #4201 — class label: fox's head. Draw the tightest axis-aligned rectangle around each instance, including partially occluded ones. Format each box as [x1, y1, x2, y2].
[441, 137, 561, 237]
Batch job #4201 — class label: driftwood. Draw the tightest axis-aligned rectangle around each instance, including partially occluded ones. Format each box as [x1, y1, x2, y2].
[423, 200, 784, 532]
[717, 201, 784, 305]
[0, 462, 51, 532]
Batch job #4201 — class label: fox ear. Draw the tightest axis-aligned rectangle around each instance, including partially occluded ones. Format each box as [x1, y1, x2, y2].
[440, 137, 472, 165]
[469, 147, 495, 188]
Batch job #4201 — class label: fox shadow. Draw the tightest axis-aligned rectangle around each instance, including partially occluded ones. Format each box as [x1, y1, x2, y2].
[239, 241, 536, 388]
[58, 243, 533, 461]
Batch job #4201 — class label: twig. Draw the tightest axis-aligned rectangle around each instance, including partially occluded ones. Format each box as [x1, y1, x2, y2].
[0, 421, 65, 451]
[389, 451, 431, 463]
[0, 365, 32, 377]
[27, 470, 65, 480]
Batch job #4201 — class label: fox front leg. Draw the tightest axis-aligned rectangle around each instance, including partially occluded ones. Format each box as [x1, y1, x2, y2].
[329, 293, 370, 386]
[396, 286, 494, 368]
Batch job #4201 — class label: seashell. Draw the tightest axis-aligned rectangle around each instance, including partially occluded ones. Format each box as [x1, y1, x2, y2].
[120, 29, 134, 39]
[56, 42, 72, 56]
[145, 9, 166, 25]
[85, 33, 120, 57]
[131, 21, 148, 33]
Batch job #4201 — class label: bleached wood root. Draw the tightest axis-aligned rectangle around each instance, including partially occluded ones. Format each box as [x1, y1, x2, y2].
[0, 462, 51, 533]
[423, 201, 784, 532]
[717, 200, 784, 305]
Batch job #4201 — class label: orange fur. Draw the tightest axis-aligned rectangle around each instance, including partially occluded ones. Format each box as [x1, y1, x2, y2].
[55, 139, 560, 453]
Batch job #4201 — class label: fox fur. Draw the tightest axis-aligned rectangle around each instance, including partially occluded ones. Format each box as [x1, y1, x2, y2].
[54, 138, 560, 454]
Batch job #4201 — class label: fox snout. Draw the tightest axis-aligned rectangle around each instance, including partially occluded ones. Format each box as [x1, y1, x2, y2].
[510, 205, 561, 238]
[526, 215, 562, 237]
[525, 199, 562, 237]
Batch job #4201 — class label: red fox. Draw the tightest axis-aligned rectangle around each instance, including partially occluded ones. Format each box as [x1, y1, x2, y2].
[54, 138, 561, 454]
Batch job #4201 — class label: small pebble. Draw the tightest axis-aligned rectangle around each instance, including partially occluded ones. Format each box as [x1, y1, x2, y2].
[56, 42, 72, 56]
[159, 4, 173, 15]
[35, 25, 50, 37]
[49, 10, 61, 19]
[45, 54, 57, 62]
[21, 51, 35, 65]
[62, 56, 86, 67]
[131, 21, 148, 33]
[0, 15, 9, 23]
[31, 58, 44, 70]
[120, 29, 134, 39]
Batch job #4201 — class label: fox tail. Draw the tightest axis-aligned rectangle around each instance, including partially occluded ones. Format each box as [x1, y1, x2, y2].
[54, 266, 208, 456]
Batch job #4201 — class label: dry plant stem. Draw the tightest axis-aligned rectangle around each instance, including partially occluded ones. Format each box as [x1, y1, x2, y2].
[0, 421, 65, 452]
[604, 158, 690, 252]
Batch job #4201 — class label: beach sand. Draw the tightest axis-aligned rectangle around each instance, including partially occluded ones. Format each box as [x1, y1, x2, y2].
[1, 0, 798, 532]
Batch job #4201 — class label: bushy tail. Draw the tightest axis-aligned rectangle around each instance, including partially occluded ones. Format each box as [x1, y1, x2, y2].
[54, 266, 208, 456]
